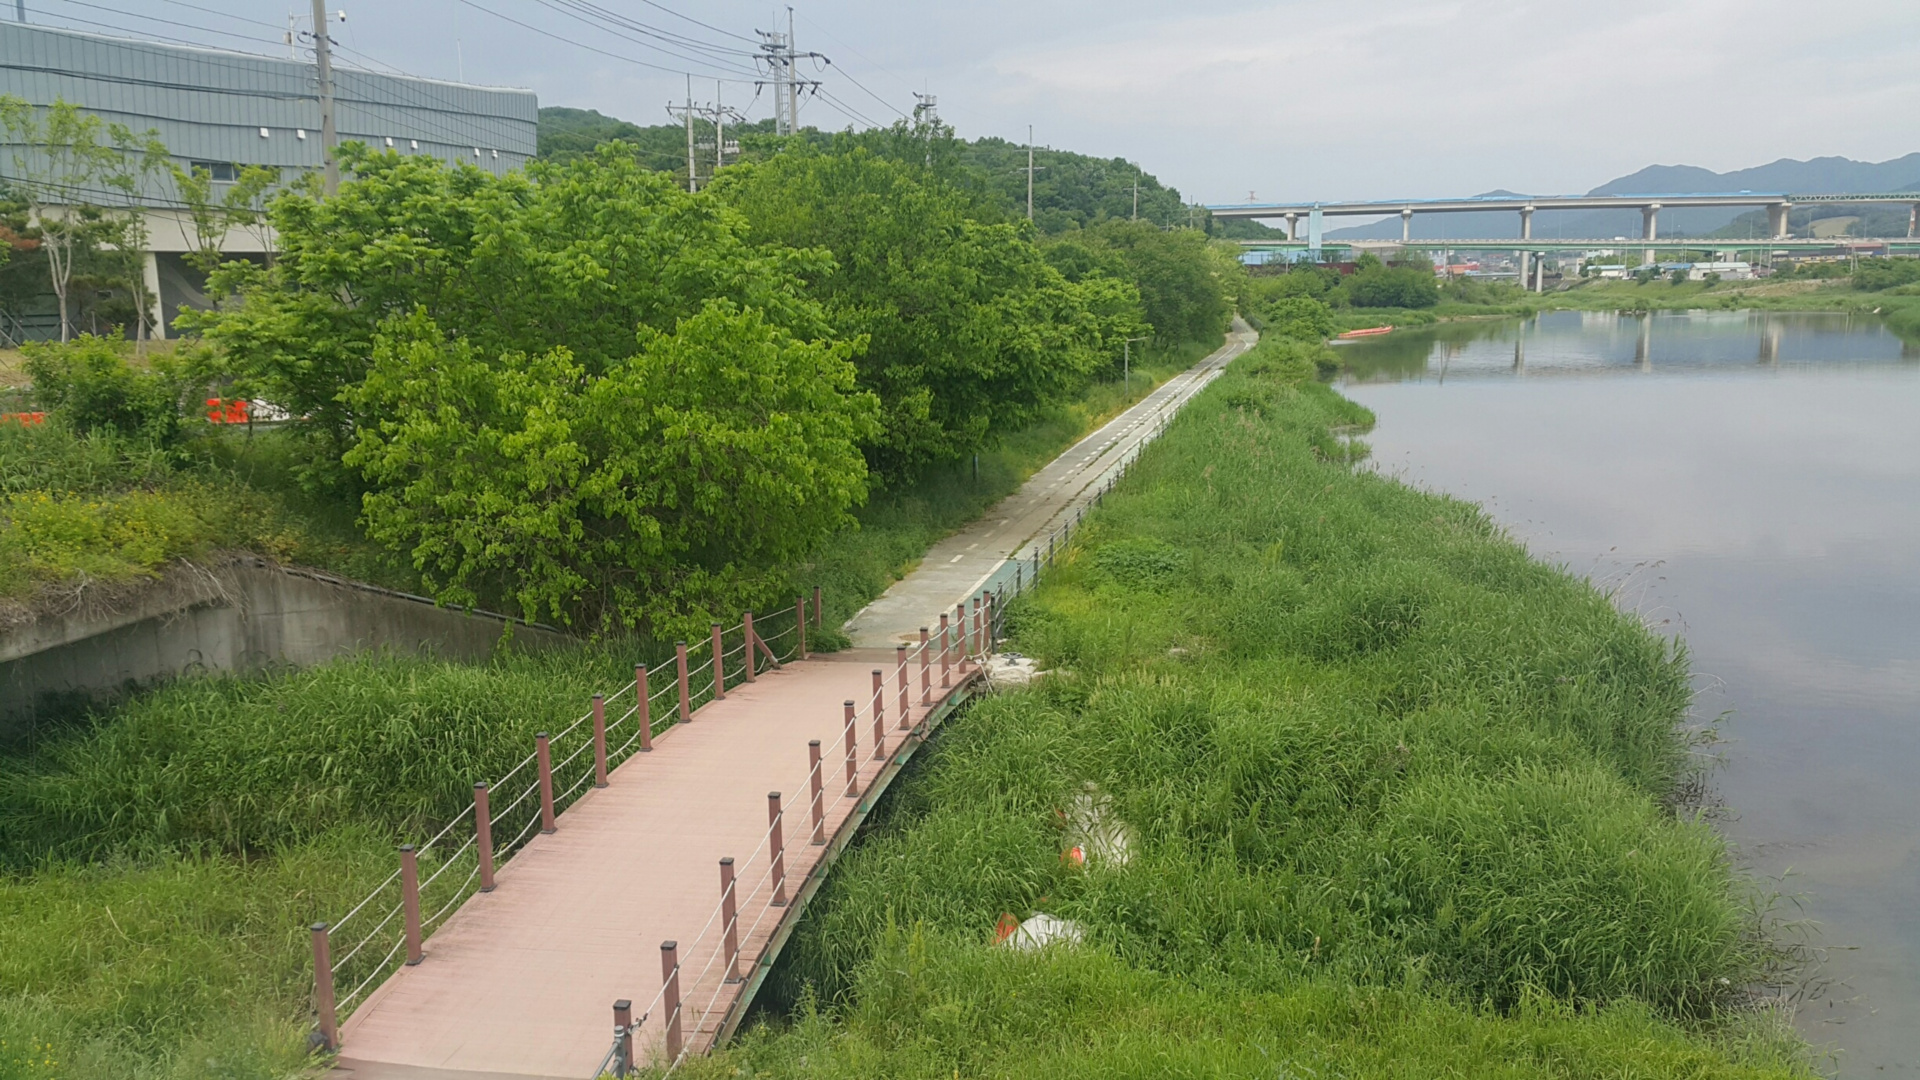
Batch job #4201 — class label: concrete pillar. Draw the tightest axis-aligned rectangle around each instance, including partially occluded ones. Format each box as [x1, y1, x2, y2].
[141, 250, 166, 340]
[1516, 207, 1533, 290]
[1641, 203, 1660, 265]
[1285, 213, 1298, 241]
[1910, 203, 1918, 239]
[1400, 207, 1412, 243]
[1767, 203, 1791, 240]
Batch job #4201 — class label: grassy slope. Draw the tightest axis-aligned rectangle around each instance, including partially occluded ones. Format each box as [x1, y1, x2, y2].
[678, 337, 1808, 1079]
[0, 338, 1220, 1080]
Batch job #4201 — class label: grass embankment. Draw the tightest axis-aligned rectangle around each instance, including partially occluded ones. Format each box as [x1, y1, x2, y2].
[0, 334, 1221, 1080]
[676, 336, 1808, 1078]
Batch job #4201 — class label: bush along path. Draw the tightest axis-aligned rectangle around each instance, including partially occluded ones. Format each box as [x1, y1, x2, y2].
[675, 336, 1810, 1079]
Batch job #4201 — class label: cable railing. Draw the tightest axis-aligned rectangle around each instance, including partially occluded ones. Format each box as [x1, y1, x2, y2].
[308, 595, 823, 1052]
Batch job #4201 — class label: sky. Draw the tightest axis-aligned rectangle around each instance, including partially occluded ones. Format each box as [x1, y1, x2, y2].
[25, 0, 1920, 205]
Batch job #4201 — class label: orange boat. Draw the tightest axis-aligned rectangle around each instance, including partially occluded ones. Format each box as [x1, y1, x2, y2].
[1336, 325, 1395, 340]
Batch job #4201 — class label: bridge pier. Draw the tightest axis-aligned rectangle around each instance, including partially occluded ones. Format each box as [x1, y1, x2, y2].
[1910, 203, 1918, 239]
[1516, 207, 1533, 290]
[1641, 203, 1661, 265]
[1401, 207, 1412, 243]
[1768, 203, 1791, 240]
[1286, 212, 1299, 241]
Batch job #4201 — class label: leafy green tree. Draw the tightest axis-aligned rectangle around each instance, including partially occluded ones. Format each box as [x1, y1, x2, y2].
[714, 143, 1119, 477]
[1261, 296, 1336, 341]
[1347, 257, 1439, 308]
[172, 162, 281, 274]
[23, 334, 190, 442]
[1046, 221, 1235, 345]
[0, 97, 165, 341]
[344, 303, 878, 634]
[189, 143, 833, 473]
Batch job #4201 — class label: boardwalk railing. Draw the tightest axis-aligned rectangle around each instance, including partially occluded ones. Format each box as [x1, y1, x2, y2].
[308, 597, 819, 1050]
[592, 614, 994, 1077]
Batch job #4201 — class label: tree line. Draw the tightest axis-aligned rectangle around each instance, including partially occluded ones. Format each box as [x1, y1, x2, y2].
[9, 105, 1239, 636]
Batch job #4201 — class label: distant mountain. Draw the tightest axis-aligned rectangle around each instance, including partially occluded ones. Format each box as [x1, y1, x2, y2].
[1325, 154, 1920, 241]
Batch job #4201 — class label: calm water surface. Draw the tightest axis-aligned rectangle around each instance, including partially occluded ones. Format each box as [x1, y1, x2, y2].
[1341, 311, 1920, 1074]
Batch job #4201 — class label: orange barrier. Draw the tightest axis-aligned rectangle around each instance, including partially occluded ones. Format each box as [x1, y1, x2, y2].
[0, 411, 46, 425]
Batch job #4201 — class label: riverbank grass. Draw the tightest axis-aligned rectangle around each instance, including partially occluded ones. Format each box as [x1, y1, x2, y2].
[699, 335, 1807, 1077]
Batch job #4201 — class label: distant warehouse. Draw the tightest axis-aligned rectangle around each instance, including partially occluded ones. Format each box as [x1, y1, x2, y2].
[0, 21, 537, 339]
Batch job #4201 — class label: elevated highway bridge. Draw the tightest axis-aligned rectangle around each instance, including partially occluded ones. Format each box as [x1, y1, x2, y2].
[1208, 192, 1920, 275]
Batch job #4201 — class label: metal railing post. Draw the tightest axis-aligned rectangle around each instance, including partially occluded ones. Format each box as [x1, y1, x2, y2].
[311, 923, 338, 1051]
[842, 700, 858, 797]
[796, 596, 808, 659]
[939, 614, 951, 687]
[676, 642, 691, 722]
[474, 782, 495, 892]
[636, 665, 653, 752]
[660, 941, 683, 1061]
[808, 740, 825, 845]
[742, 611, 757, 682]
[400, 844, 423, 965]
[956, 604, 969, 670]
[919, 627, 931, 706]
[720, 857, 742, 984]
[768, 792, 788, 906]
[896, 644, 909, 730]
[970, 597, 981, 661]
[611, 999, 633, 1077]
[591, 694, 608, 788]
[983, 592, 995, 655]
[711, 623, 726, 701]
[536, 733, 556, 834]
[871, 669, 886, 760]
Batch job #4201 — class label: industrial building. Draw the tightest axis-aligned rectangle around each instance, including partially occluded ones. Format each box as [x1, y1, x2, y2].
[0, 21, 538, 338]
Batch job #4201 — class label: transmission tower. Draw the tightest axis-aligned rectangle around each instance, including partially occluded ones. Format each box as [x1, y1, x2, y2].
[755, 10, 824, 136]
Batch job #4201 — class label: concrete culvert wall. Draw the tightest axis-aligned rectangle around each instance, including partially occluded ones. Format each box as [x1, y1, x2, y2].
[0, 557, 572, 738]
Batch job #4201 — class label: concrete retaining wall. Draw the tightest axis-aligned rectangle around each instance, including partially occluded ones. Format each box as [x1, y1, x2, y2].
[0, 559, 572, 735]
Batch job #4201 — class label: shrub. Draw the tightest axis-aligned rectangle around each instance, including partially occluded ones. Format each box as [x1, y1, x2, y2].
[1852, 257, 1920, 292]
[1347, 264, 1439, 309]
[22, 336, 189, 443]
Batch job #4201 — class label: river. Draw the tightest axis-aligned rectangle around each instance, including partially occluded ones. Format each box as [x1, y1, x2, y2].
[1339, 310, 1920, 1075]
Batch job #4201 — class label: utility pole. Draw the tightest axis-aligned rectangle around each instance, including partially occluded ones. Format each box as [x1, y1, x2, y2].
[1122, 336, 1148, 396]
[1132, 179, 1139, 221]
[1026, 125, 1035, 221]
[310, 0, 338, 196]
[912, 92, 939, 168]
[669, 88, 743, 191]
[756, 18, 823, 137]
[786, 7, 799, 136]
[667, 77, 697, 191]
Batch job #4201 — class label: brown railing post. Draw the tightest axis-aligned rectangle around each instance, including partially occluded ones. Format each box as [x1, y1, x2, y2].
[983, 592, 994, 655]
[939, 614, 951, 688]
[808, 740, 825, 845]
[919, 627, 931, 706]
[675, 642, 691, 722]
[474, 782, 495, 892]
[871, 669, 886, 760]
[400, 844, 423, 965]
[742, 612, 757, 682]
[768, 791, 788, 907]
[970, 597, 981, 663]
[311, 922, 338, 1051]
[591, 694, 608, 789]
[635, 665, 653, 752]
[720, 857, 742, 984]
[660, 941, 683, 1061]
[812, 585, 822, 627]
[956, 603, 969, 670]
[536, 733, 556, 834]
[842, 700, 858, 797]
[611, 999, 633, 1077]
[711, 623, 726, 700]
[796, 596, 808, 659]
[896, 644, 910, 730]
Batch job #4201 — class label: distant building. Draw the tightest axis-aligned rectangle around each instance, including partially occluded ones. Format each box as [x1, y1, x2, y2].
[0, 22, 537, 338]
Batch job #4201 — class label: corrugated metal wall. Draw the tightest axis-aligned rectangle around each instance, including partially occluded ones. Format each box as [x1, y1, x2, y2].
[0, 21, 538, 197]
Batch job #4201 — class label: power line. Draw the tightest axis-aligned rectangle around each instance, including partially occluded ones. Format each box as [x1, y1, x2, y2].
[818, 56, 906, 120]
[528, 0, 763, 73]
[449, 0, 758, 83]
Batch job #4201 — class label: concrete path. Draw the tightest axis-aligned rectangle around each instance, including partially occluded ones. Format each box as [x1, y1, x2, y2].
[845, 320, 1256, 648]
[335, 648, 969, 1079]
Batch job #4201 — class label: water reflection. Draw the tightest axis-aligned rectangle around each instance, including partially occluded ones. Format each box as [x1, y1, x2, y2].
[1341, 311, 1920, 1075]
[1341, 310, 1919, 384]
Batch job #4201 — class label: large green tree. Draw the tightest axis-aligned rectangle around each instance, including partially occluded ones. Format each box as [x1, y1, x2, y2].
[1044, 220, 1236, 346]
[714, 143, 1134, 478]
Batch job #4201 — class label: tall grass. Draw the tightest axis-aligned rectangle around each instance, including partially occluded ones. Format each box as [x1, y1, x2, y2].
[697, 336, 1805, 1077]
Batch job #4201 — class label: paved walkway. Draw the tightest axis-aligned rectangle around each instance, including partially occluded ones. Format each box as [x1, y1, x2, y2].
[336, 648, 967, 1079]
[845, 320, 1256, 648]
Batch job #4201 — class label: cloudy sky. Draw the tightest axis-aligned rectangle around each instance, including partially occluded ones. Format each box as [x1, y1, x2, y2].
[31, 0, 1920, 203]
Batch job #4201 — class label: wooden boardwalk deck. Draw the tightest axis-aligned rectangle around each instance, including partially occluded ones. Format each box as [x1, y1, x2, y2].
[334, 648, 975, 1079]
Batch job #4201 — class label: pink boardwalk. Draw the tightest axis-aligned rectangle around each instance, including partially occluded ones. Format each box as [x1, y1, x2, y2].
[335, 648, 974, 1080]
